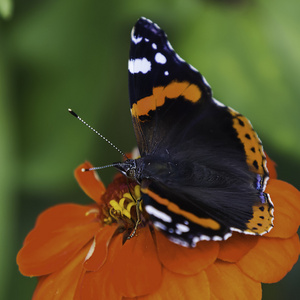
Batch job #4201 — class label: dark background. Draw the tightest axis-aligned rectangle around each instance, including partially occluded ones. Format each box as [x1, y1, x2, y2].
[0, 0, 299, 299]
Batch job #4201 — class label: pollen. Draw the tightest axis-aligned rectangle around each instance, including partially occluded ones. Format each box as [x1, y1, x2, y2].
[108, 185, 143, 221]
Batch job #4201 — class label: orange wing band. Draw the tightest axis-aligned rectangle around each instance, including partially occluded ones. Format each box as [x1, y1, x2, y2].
[131, 81, 202, 117]
[143, 188, 221, 230]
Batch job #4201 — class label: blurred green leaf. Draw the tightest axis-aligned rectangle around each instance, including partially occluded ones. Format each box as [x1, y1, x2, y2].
[0, 36, 17, 298]
[181, 1, 300, 161]
[0, 0, 13, 19]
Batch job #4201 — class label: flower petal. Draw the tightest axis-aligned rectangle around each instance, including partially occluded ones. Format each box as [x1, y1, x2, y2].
[266, 180, 300, 238]
[156, 230, 219, 275]
[206, 260, 262, 300]
[32, 243, 90, 300]
[265, 154, 277, 179]
[84, 224, 117, 271]
[74, 162, 106, 204]
[110, 227, 162, 297]
[218, 233, 258, 262]
[237, 234, 300, 283]
[140, 268, 210, 300]
[77, 266, 121, 300]
[17, 204, 99, 276]
[79, 228, 162, 299]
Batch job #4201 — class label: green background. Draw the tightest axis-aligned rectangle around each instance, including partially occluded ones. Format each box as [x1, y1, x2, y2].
[0, 0, 299, 299]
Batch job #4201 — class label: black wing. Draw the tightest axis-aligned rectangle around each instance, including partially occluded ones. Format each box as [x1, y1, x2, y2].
[128, 17, 273, 246]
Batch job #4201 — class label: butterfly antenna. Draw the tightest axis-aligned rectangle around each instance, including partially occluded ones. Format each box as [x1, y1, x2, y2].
[81, 163, 120, 172]
[68, 108, 128, 160]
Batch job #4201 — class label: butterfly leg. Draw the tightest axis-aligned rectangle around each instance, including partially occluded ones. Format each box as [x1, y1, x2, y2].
[127, 196, 142, 240]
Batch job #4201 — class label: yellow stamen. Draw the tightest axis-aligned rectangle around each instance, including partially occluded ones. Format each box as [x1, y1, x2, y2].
[109, 207, 120, 221]
[123, 192, 134, 201]
[119, 197, 126, 207]
[109, 200, 123, 213]
[108, 185, 143, 222]
[122, 209, 131, 219]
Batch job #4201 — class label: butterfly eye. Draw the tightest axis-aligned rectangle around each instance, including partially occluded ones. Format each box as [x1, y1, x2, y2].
[127, 169, 136, 178]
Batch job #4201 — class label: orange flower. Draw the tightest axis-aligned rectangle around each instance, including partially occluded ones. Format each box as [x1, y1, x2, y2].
[17, 158, 300, 299]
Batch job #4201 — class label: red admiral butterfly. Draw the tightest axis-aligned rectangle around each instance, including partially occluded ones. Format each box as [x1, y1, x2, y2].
[115, 17, 274, 247]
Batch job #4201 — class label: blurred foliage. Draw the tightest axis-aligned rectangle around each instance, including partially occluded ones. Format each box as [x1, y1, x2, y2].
[0, 0, 13, 19]
[0, 0, 299, 299]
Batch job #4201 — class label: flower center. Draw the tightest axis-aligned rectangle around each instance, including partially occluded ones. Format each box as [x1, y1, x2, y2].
[109, 185, 142, 221]
[102, 176, 147, 240]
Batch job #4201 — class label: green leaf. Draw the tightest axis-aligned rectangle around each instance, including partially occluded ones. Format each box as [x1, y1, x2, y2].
[0, 0, 13, 19]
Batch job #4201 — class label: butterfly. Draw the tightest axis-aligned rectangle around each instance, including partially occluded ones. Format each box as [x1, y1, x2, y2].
[114, 17, 274, 247]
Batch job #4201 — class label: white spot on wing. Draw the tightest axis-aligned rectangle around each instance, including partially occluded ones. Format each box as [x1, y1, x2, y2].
[176, 223, 190, 233]
[131, 28, 143, 44]
[192, 237, 200, 246]
[145, 205, 172, 223]
[166, 40, 174, 51]
[190, 232, 232, 247]
[164, 71, 169, 76]
[169, 237, 189, 247]
[152, 43, 157, 49]
[212, 98, 226, 107]
[153, 22, 161, 30]
[189, 64, 199, 73]
[141, 16, 152, 23]
[175, 53, 185, 63]
[128, 58, 151, 74]
[153, 221, 167, 231]
[224, 232, 232, 240]
[202, 75, 211, 88]
[200, 235, 211, 241]
[155, 52, 167, 64]
[175, 229, 182, 235]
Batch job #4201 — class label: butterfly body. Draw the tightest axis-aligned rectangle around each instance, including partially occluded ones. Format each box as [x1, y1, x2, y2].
[115, 17, 273, 247]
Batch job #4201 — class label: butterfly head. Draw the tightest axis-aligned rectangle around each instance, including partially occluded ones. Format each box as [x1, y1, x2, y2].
[114, 159, 141, 183]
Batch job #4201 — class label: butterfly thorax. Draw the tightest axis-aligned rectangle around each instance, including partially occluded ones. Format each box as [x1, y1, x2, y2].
[114, 156, 179, 185]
